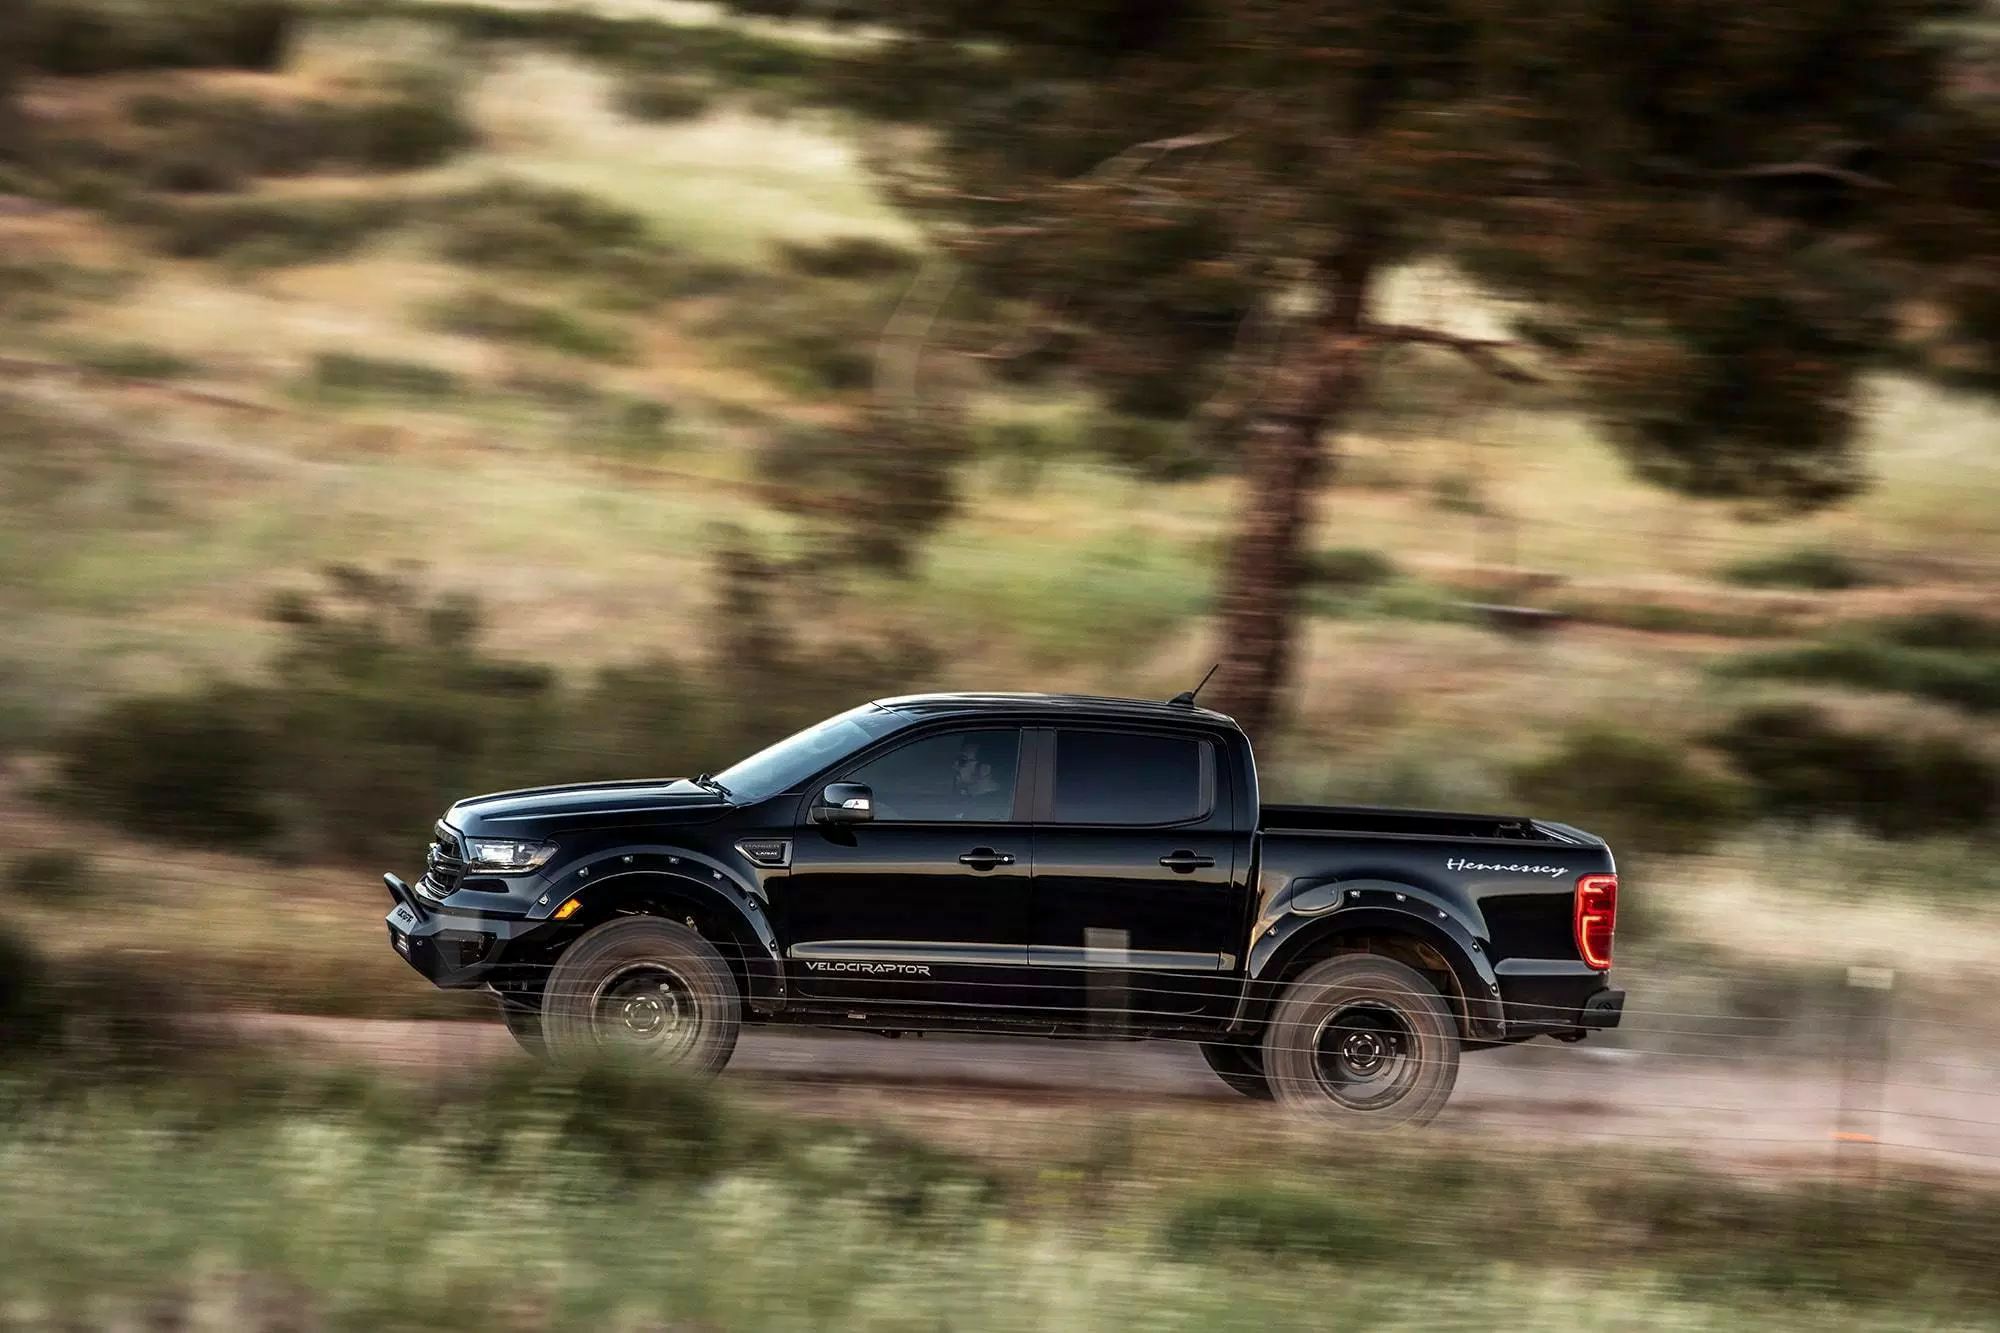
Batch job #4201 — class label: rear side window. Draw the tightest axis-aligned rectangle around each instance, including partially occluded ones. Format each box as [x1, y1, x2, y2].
[1050, 730, 1211, 825]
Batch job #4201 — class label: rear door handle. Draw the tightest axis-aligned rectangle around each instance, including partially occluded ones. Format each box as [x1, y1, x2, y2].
[1159, 850, 1215, 872]
[958, 847, 1015, 870]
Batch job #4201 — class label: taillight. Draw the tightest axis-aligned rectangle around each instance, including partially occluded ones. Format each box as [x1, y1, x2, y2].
[1574, 873, 1617, 971]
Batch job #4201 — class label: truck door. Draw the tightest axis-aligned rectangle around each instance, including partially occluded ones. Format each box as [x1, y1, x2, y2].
[1026, 726, 1244, 1026]
[779, 725, 1036, 1014]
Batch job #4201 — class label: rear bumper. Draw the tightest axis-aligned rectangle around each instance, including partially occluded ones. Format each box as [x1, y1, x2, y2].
[1494, 961, 1624, 1035]
[383, 873, 552, 989]
[1578, 988, 1625, 1028]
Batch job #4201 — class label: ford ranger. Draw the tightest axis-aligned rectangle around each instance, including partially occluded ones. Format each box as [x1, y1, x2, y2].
[383, 692, 1623, 1125]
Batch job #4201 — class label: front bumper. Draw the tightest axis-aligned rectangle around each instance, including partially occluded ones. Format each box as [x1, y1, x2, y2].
[383, 873, 552, 989]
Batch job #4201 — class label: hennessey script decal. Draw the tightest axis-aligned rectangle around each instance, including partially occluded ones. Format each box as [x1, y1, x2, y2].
[1446, 858, 1568, 878]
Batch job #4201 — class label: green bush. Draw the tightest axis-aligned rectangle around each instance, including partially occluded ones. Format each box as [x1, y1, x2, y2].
[123, 192, 413, 265]
[1302, 546, 1397, 591]
[434, 178, 659, 277]
[1707, 703, 1998, 837]
[1163, 1184, 1393, 1263]
[1719, 544, 1874, 590]
[615, 71, 717, 121]
[1872, 609, 2000, 652]
[776, 235, 917, 280]
[62, 338, 193, 379]
[5, 849, 94, 899]
[1510, 726, 1745, 855]
[429, 289, 634, 361]
[21, 0, 295, 76]
[310, 351, 462, 399]
[1094, 414, 1216, 481]
[1720, 638, 2000, 713]
[56, 686, 280, 845]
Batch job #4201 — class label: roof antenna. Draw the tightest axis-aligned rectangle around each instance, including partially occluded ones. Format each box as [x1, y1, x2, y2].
[1168, 663, 1220, 708]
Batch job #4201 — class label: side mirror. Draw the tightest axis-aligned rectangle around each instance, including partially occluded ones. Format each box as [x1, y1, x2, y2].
[812, 782, 874, 825]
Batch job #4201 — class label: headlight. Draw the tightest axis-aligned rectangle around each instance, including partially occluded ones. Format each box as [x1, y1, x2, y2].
[465, 838, 558, 873]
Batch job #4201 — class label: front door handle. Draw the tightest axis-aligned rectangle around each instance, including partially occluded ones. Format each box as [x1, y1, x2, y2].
[958, 847, 1016, 870]
[1159, 850, 1215, 873]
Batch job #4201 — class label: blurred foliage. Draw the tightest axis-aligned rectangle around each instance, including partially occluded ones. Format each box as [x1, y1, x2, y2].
[1719, 544, 1877, 591]
[1709, 702, 1998, 838]
[5, 849, 93, 900]
[2, 1019, 2000, 1325]
[308, 350, 462, 400]
[615, 69, 718, 122]
[427, 288, 635, 362]
[1511, 725, 1746, 855]
[48, 560, 936, 862]
[1719, 619, 2000, 714]
[13, 0, 294, 77]
[117, 191, 417, 265]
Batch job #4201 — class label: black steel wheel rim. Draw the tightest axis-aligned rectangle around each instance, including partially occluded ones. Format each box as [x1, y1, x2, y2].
[591, 963, 699, 1060]
[1310, 1001, 1420, 1110]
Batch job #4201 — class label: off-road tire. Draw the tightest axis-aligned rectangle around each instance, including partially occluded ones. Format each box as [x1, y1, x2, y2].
[541, 917, 741, 1074]
[1199, 1040, 1275, 1100]
[493, 990, 547, 1058]
[1261, 955, 1459, 1127]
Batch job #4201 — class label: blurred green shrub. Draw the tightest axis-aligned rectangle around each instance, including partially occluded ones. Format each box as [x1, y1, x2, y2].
[5, 849, 94, 900]
[1720, 635, 2000, 714]
[1163, 1185, 1393, 1263]
[429, 289, 634, 361]
[434, 178, 657, 275]
[776, 235, 917, 280]
[61, 337, 193, 379]
[1094, 414, 1216, 481]
[1719, 544, 1874, 590]
[616, 71, 717, 121]
[1708, 703, 1998, 838]
[20, 0, 294, 76]
[57, 685, 282, 844]
[48, 558, 937, 861]
[310, 350, 462, 399]
[121, 192, 414, 265]
[130, 69, 473, 189]
[1510, 726, 1745, 855]
[1302, 546, 1398, 591]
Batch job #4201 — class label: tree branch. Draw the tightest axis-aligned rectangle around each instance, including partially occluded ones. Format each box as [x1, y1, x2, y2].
[1367, 324, 1546, 385]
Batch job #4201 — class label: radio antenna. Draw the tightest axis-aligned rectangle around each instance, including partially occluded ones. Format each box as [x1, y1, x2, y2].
[1168, 663, 1220, 708]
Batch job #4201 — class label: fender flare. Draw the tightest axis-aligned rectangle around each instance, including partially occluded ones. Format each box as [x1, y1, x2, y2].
[532, 847, 785, 1011]
[1230, 878, 1504, 1041]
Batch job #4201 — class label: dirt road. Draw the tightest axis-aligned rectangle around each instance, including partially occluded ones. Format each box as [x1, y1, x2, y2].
[238, 1014, 2000, 1177]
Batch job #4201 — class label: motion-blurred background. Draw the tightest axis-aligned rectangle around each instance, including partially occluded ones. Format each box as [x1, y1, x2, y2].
[1, 0, 1998, 1327]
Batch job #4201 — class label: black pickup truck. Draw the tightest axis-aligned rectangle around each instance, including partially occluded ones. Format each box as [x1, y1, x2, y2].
[385, 692, 1622, 1125]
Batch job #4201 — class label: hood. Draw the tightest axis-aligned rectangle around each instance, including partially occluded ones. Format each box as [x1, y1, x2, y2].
[446, 778, 729, 837]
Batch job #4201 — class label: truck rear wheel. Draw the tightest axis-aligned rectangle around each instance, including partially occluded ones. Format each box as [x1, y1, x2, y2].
[541, 918, 741, 1075]
[1199, 1041, 1274, 1099]
[1261, 955, 1459, 1127]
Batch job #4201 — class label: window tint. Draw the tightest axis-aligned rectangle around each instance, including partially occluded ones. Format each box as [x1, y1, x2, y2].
[1051, 730, 1208, 825]
[845, 729, 1020, 823]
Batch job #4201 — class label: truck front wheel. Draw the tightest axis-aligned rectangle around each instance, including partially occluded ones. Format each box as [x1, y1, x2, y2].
[541, 918, 741, 1075]
[1261, 955, 1459, 1127]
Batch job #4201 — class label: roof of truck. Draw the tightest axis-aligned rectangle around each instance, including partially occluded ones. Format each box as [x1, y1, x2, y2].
[872, 691, 1239, 726]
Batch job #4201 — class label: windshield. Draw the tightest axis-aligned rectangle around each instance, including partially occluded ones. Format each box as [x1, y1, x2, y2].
[713, 704, 909, 802]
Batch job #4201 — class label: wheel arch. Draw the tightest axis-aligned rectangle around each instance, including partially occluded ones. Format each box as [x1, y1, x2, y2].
[535, 867, 784, 1013]
[1232, 891, 1504, 1042]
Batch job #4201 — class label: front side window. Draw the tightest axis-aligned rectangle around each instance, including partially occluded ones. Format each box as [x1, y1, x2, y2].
[714, 704, 909, 801]
[1051, 730, 1209, 825]
[845, 729, 1021, 823]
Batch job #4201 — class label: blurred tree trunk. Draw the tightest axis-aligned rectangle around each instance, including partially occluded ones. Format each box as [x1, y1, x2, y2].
[0, 0, 22, 157]
[1212, 240, 1376, 738]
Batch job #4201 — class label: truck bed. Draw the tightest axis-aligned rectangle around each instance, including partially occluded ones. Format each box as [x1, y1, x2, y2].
[1259, 803, 1555, 842]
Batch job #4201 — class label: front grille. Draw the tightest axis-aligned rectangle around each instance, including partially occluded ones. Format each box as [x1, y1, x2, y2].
[420, 822, 467, 899]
